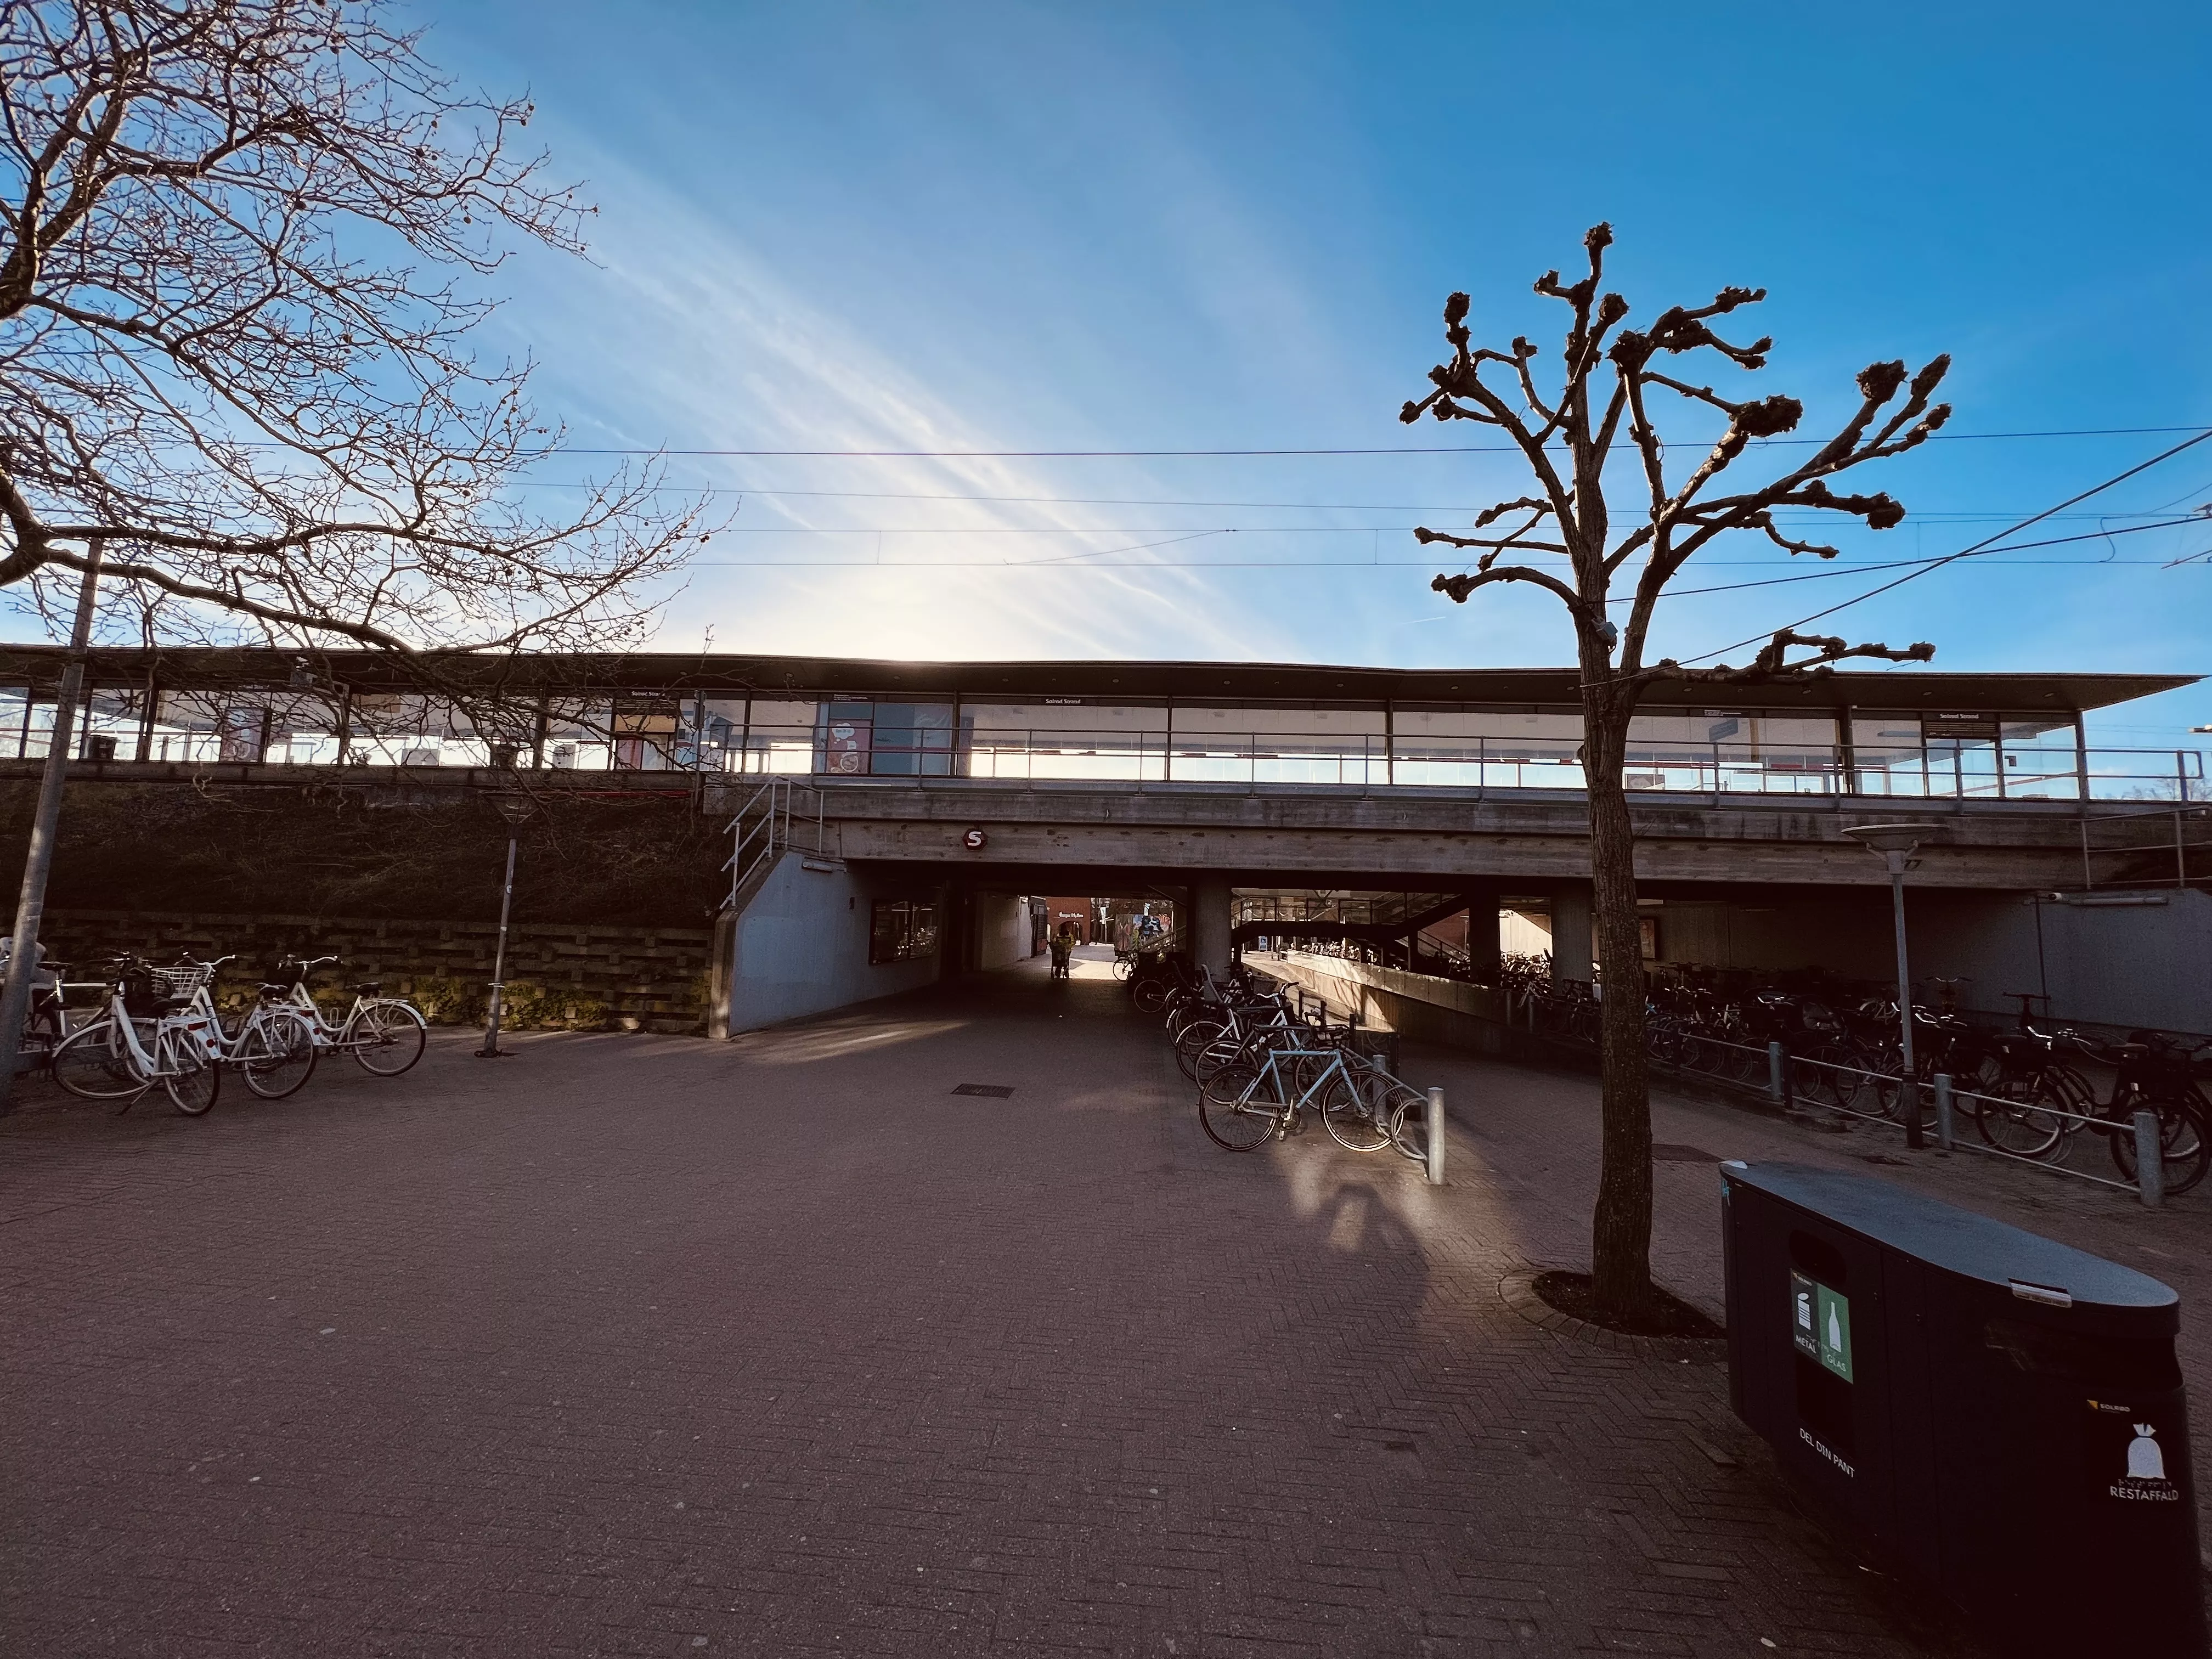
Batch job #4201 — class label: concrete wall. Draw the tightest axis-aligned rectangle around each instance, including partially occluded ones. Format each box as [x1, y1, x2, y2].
[1911, 888, 2212, 1034]
[975, 891, 1032, 971]
[1641, 887, 2212, 1034]
[1261, 952, 1515, 1057]
[723, 851, 944, 1035]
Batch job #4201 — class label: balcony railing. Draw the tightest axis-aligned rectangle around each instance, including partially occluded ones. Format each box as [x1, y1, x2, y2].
[21, 718, 2204, 805]
[724, 728, 2203, 803]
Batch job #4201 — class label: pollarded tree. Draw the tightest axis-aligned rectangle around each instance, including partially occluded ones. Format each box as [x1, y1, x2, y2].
[0, 0, 705, 653]
[1398, 224, 1944, 1318]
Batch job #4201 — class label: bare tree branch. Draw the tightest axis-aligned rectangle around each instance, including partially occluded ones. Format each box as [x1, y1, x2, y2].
[0, 0, 711, 662]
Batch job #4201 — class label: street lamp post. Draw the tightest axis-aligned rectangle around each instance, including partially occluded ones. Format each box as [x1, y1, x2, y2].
[1842, 823, 1946, 1150]
[477, 794, 537, 1059]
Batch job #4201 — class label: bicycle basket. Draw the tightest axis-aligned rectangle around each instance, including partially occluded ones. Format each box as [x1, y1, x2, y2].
[125, 963, 213, 1013]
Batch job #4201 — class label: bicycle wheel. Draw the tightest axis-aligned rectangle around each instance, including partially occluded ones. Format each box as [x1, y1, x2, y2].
[1192, 1030, 1252, 1087]
[1198, 1062, 1279, 1152]
[349, 1001, 427, 1076]
[1113, 956, 1133, 981]
[239, 1009, 319, 1100]
[1132, 979, 1169, 1015]
[2112, 1099, 2210, 1197]
[1175, 1019, 1228, 1081]
[1974, 1079, 2067, 1160]
[163, 1034, 219, 1116]
[1320, 1068, 1391, 1153]
[1375, 1080, 1430, 1163]
[52, 1017, 151, 1111]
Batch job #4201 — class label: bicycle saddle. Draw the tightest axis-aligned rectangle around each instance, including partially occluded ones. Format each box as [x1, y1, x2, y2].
[353, 980, 383, 995]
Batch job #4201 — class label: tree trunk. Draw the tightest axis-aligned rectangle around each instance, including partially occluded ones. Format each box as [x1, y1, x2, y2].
[1581, 681, 1655, 1316]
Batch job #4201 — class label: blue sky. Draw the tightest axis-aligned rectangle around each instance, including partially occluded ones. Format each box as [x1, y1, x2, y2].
[433, 3, 2208, 747]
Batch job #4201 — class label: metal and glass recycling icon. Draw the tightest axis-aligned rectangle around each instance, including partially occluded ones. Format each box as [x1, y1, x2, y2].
[1791, 1269, 1854, 1383]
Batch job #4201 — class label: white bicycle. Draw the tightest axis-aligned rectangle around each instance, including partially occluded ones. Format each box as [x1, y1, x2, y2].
[275, 955, 428, 1076]
[50, 956, 227, 1115]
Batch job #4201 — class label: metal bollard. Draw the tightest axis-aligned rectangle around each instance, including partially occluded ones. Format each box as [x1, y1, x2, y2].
[2135, 1109, 2165, 1209]
[1767, 1041, 1784, 1107]
[1425, 1086, 1446, 1187]
[1932, 1074, 1955, 1150]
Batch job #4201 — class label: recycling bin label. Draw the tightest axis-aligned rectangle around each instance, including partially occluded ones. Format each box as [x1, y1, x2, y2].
[1791, 1270, 1854, 1383]
[2086, 1400, 2184, 1505]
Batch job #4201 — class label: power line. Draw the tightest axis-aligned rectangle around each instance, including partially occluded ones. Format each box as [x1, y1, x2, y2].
[678, 555, 2196, 572]
[666, 515, 2205, 542]
[1680, 428, 2212, 665]
[545, 424, 2212, 459]
[501, 479, 2210, 520]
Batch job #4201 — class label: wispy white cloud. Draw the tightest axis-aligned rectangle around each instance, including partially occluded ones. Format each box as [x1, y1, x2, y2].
[495, 150, 1306, 664]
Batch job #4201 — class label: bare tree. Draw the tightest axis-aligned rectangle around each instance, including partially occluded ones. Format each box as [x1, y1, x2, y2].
[0, 0, 706, 654]
[1400, 224, 1943, 1318]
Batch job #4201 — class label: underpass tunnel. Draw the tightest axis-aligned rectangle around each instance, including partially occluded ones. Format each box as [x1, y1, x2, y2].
[719, 848, 2212, 1041]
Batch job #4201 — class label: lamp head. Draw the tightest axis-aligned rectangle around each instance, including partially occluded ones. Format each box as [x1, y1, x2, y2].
[486, 793, 538, 828]
[1842, 822, 1946, 857]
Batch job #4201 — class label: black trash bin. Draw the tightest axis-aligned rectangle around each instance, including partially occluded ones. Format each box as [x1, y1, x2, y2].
[1722, 1160, 2204, 1656]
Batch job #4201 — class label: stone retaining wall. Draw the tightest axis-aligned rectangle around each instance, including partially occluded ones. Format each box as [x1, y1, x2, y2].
[37, 909, 713, 1034]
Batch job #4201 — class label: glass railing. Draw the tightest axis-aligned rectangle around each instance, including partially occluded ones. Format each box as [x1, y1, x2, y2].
[15, 712, 2201, 804]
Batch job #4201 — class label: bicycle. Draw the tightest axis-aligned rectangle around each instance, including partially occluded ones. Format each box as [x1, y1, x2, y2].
[1990, 1031, 2210, 1193]
[276, 956, 428, 1075]
[50, 956, 223, 1115]
[1197, 1037, 1395, 1154]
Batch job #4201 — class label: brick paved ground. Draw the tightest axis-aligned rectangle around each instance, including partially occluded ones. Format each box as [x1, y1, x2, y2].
[5, 943, 2134, 1657]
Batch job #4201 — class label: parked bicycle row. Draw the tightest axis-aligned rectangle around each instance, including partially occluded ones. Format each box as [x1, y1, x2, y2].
[1127, 953, 1434, 1163]
[6, 947, 428, 1117]
[1508, 964, 2210, 1195]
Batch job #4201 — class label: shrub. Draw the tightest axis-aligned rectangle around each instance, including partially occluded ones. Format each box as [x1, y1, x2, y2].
[410, 975, 482, 1025]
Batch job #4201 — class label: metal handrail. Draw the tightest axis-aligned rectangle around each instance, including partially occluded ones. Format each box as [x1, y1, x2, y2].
[720, 778, 795, 910]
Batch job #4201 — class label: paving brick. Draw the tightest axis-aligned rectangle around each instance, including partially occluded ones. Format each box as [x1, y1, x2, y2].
[0, 947, 2009, 1656]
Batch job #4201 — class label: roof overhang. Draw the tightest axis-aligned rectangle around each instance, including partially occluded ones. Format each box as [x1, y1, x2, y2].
[0, 646, 2189, 716]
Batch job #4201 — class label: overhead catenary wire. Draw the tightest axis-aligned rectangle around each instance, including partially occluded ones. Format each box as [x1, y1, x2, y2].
[1679, 427, 2212, 665]
[535, 424, 2212, 459]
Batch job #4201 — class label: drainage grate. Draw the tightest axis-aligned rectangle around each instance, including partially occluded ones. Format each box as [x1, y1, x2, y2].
[1652, 1143, 1720, 1163]
[951, 1083, 1015, 1099]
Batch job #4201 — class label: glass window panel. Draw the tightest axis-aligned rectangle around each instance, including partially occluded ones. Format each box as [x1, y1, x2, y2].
[2000, 717, 2081, 800]
[1850, 713, 1934, 798]
[77, 686, 149, 761]
[1391, 707, 1582, 788]
[961, 702, 1166, 782]
[342, 693, 532, 768]
[611, 692, 685, 771]
[740, 698, 817, 775]
[695, 697, 747, 772]
[868, 898, 940, 963]
[1166, 704, 1389, 786]
[541, 698, 613, 771]
[1626, 711, 1840, 795]
[0, 687, 29, 759]
[149, 688, 278, 763]
[853, 700, 955, 777]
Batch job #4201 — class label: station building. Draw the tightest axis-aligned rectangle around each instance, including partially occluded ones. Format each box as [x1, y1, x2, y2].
[0, 645, 2203, 1039]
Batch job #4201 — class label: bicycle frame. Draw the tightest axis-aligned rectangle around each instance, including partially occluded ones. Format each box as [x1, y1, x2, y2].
[1229, 1041, 1356, 1132]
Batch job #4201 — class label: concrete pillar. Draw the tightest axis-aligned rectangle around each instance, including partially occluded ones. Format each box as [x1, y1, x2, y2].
[1461, 884, 1502, 986]
[1552, 882, 1594, 982]
[1192, 877, 1234, 969]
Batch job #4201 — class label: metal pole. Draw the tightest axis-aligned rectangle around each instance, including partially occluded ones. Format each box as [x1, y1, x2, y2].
[1767, 1040, 1785, 1108]
[476, 833, 519, 1059]
[1889, 853, 1923, 1149]
[1425, 1086, 1446, 1186]
[0, 544, 101, 1112]
[1933, 1074, 1955, 1150]
[2135, 1110, 2164, 1209]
